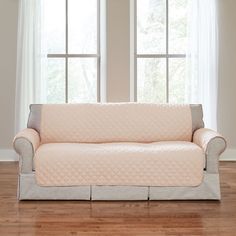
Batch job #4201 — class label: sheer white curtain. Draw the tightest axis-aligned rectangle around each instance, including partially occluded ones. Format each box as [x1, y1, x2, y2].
[185, 0, 218, 130]
[15, 0, 47, 132]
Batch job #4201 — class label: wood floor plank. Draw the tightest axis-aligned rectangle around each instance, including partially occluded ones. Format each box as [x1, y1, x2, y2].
[0, 162, 235, 235]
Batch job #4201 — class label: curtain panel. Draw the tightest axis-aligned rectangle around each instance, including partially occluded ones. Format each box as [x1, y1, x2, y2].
[185, 0, 218, 130]
[15, 0, 47, 132]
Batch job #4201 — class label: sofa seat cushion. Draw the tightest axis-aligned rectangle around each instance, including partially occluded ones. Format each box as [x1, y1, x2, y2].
[34, 142, 205, 187]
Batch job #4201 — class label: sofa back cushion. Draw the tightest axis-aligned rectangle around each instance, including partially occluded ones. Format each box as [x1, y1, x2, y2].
[27, 103, 204, 143]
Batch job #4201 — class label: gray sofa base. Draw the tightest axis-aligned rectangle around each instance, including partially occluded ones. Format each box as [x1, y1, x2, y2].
[150, 173, 220, 200]
[18, 172, 220, 200]
[18, 173, 91, 200]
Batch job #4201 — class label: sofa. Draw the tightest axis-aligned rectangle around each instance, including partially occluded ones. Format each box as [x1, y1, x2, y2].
[13, 103, 226, 200]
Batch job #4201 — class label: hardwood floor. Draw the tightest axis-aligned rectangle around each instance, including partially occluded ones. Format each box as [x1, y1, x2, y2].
[0, 162, 236, 236]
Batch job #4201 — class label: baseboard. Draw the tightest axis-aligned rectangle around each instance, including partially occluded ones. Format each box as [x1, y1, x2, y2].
[0, 149, 18, 161]
[220, 148, 236, 161]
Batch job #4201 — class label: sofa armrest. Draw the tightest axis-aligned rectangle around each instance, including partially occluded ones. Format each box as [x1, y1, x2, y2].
[13, 129, 40, 173]
[193, 128, 226, 173]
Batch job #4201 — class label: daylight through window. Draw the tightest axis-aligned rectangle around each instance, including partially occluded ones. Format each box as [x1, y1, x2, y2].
[135, 0, 188, 103]
[45, 0, 100, 103]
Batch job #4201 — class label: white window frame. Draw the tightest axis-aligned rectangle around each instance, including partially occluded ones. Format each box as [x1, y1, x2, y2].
[132, 0, 186, 103]
[47, 0, 101, 103]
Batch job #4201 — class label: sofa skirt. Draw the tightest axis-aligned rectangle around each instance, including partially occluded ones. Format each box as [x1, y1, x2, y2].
[18, 172, 221, 200]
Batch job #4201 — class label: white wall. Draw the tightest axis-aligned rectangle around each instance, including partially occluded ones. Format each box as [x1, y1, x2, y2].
[0, 0, 236, 158]
[218, 0, 236, 149]
[106, 0, 130, 102]
[0, 0, 18, 151]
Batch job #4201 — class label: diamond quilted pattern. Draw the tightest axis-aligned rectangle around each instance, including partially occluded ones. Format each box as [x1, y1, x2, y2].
[34, 141, 204, 187]
[40, 103, 192, 144]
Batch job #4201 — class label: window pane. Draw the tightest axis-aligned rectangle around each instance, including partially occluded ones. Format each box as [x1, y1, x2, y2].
[137, 58, 166, 103]
[169, 58, 186, 103]
[68, 58, 97, 103]
[44, 0, 65, 54]
[47, 59, 66, 103]
[137, 0, 166, 54]
[68, 0, 97, 54]
[169, 0, 188, 54]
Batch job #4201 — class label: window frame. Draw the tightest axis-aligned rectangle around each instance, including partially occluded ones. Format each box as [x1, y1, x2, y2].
[133, 0, 186, 103]
[47, 0, 101, 103]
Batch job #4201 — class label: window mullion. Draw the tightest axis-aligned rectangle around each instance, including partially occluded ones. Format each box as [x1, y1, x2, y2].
[166, 0, 169, 103]
[65, 0, 68, 103]
[136, 54, 186, 58]
[97, 0, 101, 102]
[134, 0, 137, 102]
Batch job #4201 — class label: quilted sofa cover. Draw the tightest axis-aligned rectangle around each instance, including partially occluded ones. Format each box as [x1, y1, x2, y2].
[28, 103, 201, 144]
[35, 141, 204, 187]
[23, 103, 206, 187]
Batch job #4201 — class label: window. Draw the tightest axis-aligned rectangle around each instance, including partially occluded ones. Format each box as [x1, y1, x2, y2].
[134, 0, 188, 103]
[45, 0, 100, 103]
